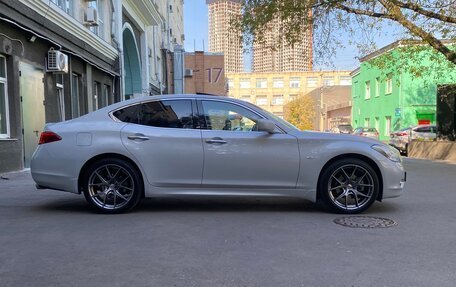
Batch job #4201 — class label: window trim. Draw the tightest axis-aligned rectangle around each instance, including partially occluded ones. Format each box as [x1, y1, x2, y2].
[110, 98, 286, 133]
[0, 55, 10, 138]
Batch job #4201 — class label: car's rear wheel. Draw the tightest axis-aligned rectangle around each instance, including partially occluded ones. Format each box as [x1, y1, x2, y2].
[82, 158, 142, 214]
[319, 158, 379, 214]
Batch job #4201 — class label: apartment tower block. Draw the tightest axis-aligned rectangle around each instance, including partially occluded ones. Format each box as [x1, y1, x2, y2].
[253, 18, 313, 72]
[207, 0, 244, 73]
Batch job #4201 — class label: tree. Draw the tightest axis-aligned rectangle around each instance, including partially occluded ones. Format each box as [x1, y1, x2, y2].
[234, 1, 456, 67]
[284, 95, 316, 130]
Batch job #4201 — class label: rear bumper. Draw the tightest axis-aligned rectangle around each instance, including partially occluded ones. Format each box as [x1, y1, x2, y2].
[31, 145, 80, 194]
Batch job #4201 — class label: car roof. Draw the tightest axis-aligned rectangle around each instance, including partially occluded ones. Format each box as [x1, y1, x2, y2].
[100, 94, 251, 113]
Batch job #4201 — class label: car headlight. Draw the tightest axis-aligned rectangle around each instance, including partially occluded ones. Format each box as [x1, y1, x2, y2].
[371, 144, 402, 162]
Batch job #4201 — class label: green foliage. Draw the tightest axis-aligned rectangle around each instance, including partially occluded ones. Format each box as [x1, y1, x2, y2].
[284, 95, 316, 130]
[234, 0, 456, 69]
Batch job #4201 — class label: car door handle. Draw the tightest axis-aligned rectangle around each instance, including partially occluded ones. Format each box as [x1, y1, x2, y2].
[128, 134, 149, 141]
[205, 138, 227, 145]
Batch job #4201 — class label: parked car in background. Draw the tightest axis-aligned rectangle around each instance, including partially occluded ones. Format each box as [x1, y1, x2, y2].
[337, 124, 354, 134]
[389, 125, 437, 155]
[329, 124, 353, 134]
[353, 127, 380, 140]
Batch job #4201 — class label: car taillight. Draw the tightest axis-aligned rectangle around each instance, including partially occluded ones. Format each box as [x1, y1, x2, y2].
[39, 131, 61, 145]
[395, 132, 408, 136]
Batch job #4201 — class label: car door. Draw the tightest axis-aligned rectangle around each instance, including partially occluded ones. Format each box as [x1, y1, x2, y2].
[119, 99, 204, 187]
[198, 99, 300, 189]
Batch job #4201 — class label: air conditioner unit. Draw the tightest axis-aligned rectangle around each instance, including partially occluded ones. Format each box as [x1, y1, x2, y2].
[47, 49, 68, 73]
[84, 7, 98, 26]
[184, 69, 193, 77]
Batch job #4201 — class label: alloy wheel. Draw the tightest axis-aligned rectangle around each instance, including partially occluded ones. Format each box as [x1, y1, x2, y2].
[87, 164, 135, 210]
[327, 164, 375, 211]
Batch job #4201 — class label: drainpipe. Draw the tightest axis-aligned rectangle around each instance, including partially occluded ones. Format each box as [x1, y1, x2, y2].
[111, 0, 123, 101]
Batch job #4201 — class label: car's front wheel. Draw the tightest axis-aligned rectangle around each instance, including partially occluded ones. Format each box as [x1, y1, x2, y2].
[319, 158, 379, 214]
[82, 158, 143, 214]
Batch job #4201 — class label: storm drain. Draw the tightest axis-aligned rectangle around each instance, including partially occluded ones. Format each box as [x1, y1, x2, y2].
[333, 216, 397, 228]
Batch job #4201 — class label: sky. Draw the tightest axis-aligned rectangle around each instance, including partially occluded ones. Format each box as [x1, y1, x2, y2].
[183, 1, 403, 72]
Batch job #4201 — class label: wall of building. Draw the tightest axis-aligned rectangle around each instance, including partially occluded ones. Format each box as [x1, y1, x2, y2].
[184, 51, 225, 96]
[351, 43, 456, 141]
[0, 0, 119, 173]
[253, 17, 313, 73]
[207, 0, 243, 73]
[304, 85, 352, 131]
[226, 71, 352, 118]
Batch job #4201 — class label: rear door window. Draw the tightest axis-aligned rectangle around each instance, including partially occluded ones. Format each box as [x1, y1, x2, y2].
[112, 104, 139, 124]
[139, 100, 195, 129]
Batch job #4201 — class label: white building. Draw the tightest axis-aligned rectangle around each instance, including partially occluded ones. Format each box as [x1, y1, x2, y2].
[0, 0, 184, 173]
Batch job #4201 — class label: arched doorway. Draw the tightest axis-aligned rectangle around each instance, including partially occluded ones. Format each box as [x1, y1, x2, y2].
[123, 26, 141, 99]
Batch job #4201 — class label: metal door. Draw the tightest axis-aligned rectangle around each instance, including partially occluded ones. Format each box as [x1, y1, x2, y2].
[199, 100, 300, 189]
[20, 62, 45, 168]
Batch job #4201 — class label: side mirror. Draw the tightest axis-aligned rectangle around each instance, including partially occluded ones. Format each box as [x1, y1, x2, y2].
[257, 119, 276, 134]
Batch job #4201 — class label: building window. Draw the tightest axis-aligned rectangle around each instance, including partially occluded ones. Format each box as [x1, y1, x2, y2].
[375, 117, 379, 131]
[364, 118, 370, 127]
[255, 96, 268, 106]
[307, 77, 318, 87]
[340, 76, 352, 85]
[385, 116, 391, 136]
[289, 94, 298, 102]
[88, 0, 104, 38]
[92, 81, 100, 111]
[256, 78, 267, 88]
[385, 74, 393, 94]
[0, 55, 10, 138]
[227, 79, 234, 88]
[71, 73, 80, 118]
[352, 81, 359, 98]
[375, 77, 380, 97]
[239, 78, 250, 89]
[241, 95, 251, 103]
[103, 84, 111, 106]
[323, 76, 335, 86]
[55, 74, 65, 121]
[273, 78, 284, 88]
[289, 77, 300, 88]
[365, 81, 371, 99]
[51, 0, 72, 14]
[272, 95, 283, 105]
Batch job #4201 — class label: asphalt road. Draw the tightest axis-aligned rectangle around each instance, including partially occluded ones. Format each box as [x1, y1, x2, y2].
[1, 158, 456, 287]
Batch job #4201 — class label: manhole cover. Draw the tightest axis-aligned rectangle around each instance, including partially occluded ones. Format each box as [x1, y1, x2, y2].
[333, 216, 397, 228]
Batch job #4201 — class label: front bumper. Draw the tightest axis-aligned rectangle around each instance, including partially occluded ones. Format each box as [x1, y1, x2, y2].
[381, 161, 406, 199]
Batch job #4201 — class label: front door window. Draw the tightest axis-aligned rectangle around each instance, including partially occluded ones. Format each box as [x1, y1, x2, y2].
[201, 100, 260, 132]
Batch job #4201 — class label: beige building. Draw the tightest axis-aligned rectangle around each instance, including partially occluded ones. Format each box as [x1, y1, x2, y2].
[226, 71, 352, 120]
[253, 18, 313, 72]
[304, 86, 352, 131]
[185, 51, 226, 96]
[207, 0, 244, 73]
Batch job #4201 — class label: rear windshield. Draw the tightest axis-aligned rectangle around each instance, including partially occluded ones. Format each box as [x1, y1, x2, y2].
[338, 125, 353, 131]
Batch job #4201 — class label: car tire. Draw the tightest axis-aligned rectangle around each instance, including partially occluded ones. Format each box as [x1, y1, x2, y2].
[318, 158, 379, 214]
[82, 158, 143, 214]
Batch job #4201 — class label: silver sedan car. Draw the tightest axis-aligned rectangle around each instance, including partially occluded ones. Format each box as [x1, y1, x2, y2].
[31, 95, 406, 214]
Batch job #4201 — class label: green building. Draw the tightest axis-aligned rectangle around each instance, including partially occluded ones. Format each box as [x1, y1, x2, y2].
[351, 40, 456, 141]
